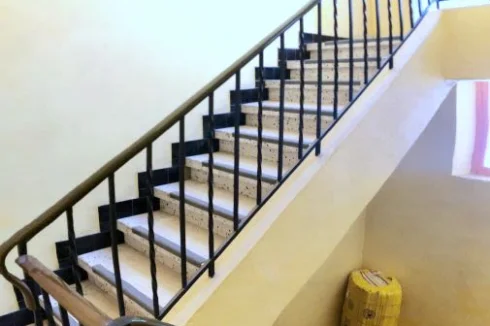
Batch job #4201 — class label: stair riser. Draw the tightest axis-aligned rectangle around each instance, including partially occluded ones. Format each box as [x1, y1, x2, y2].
[289, 66, 379, 82]
[77, 263, 151, 318]
[267, 87, 353, 105]
[160, 198, 234, 238]
[190, 167, 275, 201]
[309, 43, 397, 60]
[219, 139, 301, 168]
[122, 230, 199, 275]
[245, 113, 331, 134]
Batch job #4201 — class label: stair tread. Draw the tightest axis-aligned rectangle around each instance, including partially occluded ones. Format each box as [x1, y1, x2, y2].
[186, 151, 279, 182]
[39, 280, 119, 326]
[286, 58, 381, 69]
[154, 180, 256, 221]
[215, 125, 316, 145]
[242, 101, 343, 116]
[265, 80, 361, 88]
[306, 36, 402, 50]
[118, 211, 225, 264]
[78, 244, 181, 312]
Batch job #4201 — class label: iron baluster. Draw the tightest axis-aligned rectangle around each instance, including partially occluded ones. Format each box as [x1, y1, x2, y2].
[59, 306, 70, 326]
[178, 118, 188, 288]
[363, 0, 369, 85]
[333, 0, 339, 120]
[409, 0, 415, 28]
[41, 289, 56, 326]
[348, 0, 354, 101]
[18, 245, 42, 326]
[257, 52, 264, 204]
[389, 0, 394, 69]
[66, 207, 83, 296]
[207, 94, 215, 277]
[375, 0, 381, 68]
[145, 144, 160, 318]
[316, 1, 322, 156]
[108, 174, 125, 316]
[298, 18, 305, 159]
[233, 71, 241, 231]
[278, 33, 286, 180]
[398, 0, 404, 40]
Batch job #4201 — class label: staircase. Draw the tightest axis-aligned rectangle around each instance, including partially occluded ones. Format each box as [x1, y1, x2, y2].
[0, 1, 440, 325]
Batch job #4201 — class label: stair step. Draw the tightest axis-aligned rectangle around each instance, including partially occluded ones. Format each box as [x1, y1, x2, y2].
[241, 101, 343, 117]
[154, 180, 256, 222]
[265, 80, 361, 88]
[78, 244, 181, 316]
[38, 281, 119, 326]
[306, 36, 402, 50]
[185, 152, 278, 200]
[118, 211, 225, 268]
[287, 57, 381, 69]
[215, 126, 316, 148]
[187, 152, 278, 183]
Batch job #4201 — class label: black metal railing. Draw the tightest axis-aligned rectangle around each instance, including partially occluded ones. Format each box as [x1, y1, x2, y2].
[0, 0, 441, 325]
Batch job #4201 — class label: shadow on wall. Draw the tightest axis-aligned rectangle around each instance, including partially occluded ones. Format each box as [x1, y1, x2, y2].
[273, 213, 365, 326]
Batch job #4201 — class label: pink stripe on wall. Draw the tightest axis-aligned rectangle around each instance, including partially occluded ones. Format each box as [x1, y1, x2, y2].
[471, 81, 490, 176]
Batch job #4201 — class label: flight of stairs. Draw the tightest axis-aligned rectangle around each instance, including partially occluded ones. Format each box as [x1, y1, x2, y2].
[39, 37, 400, 325]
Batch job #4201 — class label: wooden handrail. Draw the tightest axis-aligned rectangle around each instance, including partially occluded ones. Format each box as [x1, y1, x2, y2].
[16, 255, 112, 326]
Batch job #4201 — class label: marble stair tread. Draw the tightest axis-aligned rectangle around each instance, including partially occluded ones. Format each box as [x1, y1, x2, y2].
[154, 180, 256, 221]
[186, 152, 279, 183]
[215, 126, 316, 147]
[117, 211, 225, 266]
[286, 57, 381, 69]
[38, 280, 119, 326]
[242, 101, 343, 116]
[306, 36, 402, 50]
[78, 244, 181, 314]
[265, 79, 361, 88]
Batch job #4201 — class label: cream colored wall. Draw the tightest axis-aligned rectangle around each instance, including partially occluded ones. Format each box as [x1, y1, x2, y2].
[363, 87, 490, 326]
[175, 12, 453, 326]
[0, 0, 314, 315]
[322, 1, 364, 38]
[442, 5, 490, 79]
[273, 213, 365, 326]
[367, 0, 413, 37]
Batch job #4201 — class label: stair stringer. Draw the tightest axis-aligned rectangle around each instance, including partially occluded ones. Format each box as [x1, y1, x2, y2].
[164, 11, 452, 326]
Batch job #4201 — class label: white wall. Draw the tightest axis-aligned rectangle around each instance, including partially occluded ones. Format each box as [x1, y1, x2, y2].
[0, 0, 317, 314]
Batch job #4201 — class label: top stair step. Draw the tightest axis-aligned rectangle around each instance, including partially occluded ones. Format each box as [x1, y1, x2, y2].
[242, 101, 343, 117]
[306, 37, 402, 51]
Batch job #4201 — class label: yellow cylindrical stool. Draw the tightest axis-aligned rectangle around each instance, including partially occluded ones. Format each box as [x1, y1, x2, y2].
[341, 269, 402, 326]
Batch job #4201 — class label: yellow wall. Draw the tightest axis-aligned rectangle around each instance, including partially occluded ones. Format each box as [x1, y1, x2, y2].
[322, 1, 365, 37]
[323, 1, 416, 39]
[363, 87, 490, 326]
[367, 0, 414, 37]
[273, 214, 365, 326]
[442, 5, 490, 79]
[175, 12, 452, 326]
